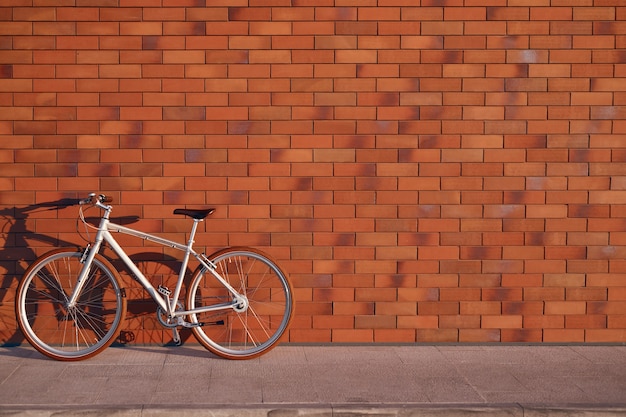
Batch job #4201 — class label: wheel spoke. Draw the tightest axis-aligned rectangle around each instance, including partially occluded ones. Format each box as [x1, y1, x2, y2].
[188, 248, 292, 359]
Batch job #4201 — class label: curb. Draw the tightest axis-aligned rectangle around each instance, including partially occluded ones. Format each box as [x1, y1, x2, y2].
[3, 405, 626, 417]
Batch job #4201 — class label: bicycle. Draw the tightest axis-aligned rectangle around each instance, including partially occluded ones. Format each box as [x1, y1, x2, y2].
[15, 193, 294, 361]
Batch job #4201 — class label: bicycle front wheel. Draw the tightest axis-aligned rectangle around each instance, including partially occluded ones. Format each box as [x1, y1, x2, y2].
[15, 249, 127, 361]
[187, 247, 293, 359]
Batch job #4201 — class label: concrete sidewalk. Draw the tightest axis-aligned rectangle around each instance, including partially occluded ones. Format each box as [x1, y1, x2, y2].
[0, 344, 625, 416]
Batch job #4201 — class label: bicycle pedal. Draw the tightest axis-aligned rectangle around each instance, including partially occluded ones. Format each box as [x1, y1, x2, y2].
[180, 320, 219, 328]
[188, 320, 223, 327]
[171, 328, 181, 346]
[157, 285, 171, 296]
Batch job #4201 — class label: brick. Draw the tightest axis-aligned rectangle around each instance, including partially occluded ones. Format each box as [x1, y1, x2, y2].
[459, 329, 500, 342]
[585, 329, 626, 343]
[332, 329, 373, 343]
[14, 7, 56, 21]
[502, 329, 543, 343]
[439, 315, 480, 329]
[502, 301, 544, 315]
[524, 315, 565, 329]
[545, 301, 587, 315]
[416, 328, 458, 342]
[543, 329, 585, 342]
[482, 315, 523, 329]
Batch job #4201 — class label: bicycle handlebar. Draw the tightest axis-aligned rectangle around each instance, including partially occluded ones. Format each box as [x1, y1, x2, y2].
[80, 193, 113, 206]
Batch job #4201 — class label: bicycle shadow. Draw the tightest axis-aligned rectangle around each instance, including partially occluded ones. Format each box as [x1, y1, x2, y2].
[0, 199, 193, 347]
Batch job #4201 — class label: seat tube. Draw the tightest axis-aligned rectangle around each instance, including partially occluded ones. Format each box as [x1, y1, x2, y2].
[171, 219, 201, 309]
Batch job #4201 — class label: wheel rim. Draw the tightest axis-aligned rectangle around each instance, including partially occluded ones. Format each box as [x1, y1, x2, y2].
[188, 250, 292, 357]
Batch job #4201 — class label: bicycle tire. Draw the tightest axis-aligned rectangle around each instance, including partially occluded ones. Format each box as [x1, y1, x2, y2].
[186, 247, 293, 359]
[15, 249, 127, 361]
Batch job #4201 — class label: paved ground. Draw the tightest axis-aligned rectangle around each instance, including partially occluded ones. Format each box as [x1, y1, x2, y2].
[0, 344, 625, 416]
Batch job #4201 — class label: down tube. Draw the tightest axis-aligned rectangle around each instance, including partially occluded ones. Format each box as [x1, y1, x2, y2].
[103, 230, 169, 312]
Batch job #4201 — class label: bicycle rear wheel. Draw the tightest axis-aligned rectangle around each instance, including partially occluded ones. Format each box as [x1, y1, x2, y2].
[15, 249, 127, 361]
[187, 247, 293, 359]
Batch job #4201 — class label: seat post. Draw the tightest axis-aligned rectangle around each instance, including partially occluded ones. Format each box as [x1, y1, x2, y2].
[187, 218, 202, 248]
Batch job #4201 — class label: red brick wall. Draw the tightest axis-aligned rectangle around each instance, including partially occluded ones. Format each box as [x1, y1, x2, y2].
[1, 0, 626, 345]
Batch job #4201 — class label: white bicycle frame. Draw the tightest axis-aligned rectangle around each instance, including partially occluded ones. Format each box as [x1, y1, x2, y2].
[67, 200, 246, 323]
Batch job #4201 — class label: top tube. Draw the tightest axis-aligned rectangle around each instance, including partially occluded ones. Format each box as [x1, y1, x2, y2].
[107, 222, 192, 253]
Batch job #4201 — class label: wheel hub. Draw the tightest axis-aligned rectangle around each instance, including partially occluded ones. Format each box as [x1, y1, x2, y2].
[233, 296, 248, 313]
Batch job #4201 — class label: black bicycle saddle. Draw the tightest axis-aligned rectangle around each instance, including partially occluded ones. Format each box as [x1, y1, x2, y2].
[173, 208, 215, 220]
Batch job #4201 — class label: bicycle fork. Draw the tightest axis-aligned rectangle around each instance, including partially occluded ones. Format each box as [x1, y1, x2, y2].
[66, 241, 104, 309]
